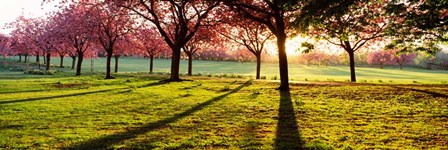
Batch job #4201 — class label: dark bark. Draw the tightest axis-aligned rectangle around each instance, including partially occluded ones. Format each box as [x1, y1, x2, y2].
[43, 53, 46, 65]
[24, 54, 28, 63]
[399, 63, 403, 69]
[76, 52, 83, 76]
[35, 53, 39, 63]
[276, 34, 289, 91]
[114, 55, 119, 73]
[91, 59, 94, 72]
[45, 52, 51, 71]
[256, 55, 261, 79]
[188, 54, 193, 76]
[105, 50, 114, 79]
[18, 54, 22, 62]
[60, 55, 64, 68]
[36, 53, 40, 69]
[169, 47, 181, 81]
[149, 55, 154, 74]
[71, 56, 76, 69]
[348, 51, 356, 82]
[380, 63, 384, 69]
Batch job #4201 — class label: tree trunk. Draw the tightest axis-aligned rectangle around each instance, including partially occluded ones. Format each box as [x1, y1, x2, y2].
[188, 54, 193, 76]
[400, 63, 403, 69]
[45, 52, 51, 71]
[43, 53, 46, 65]
[90, 58, 94, 72]
[256, 55, 261, 79]
[24, 54, 28, 63]
[114, 55, 119, 73]
[380, 63, 383, 69]
[307, 60, 310, 67]
[169, 47, 181, 81]
[105, 50, 114, 79]
[71, 56, 76, 69]
[91, 59, 94, 72]
[276, 33, 289, 91]
[76, 52, 83, 76]
[18, 54, 22, 62]
[149, 55, 154, 74]
[348, 51, 356, 82]
[60, 55, 64, 68]
[36, 53, 40, 69]
[36, 53, 40, 63]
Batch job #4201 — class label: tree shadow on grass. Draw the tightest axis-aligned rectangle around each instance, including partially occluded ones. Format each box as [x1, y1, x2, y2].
[0, 89, 50, 94]
[0, 81, 169, 105]
[391, 86, 448, 99]
[275, 91, 304, 149]
[407, 88, 448, 98]
[63, 80, 252, 150]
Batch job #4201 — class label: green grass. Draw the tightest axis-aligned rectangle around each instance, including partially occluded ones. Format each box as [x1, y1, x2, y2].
[2, 56, 447, 84]
[0, 72, 447, 149]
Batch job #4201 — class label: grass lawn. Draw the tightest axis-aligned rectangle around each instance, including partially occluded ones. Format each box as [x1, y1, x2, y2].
[3, 56, 448, 84]
[0, 71, 447, 149]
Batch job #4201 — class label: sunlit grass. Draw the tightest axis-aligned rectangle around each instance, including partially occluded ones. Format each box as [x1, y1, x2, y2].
[0, 73, 447, 149]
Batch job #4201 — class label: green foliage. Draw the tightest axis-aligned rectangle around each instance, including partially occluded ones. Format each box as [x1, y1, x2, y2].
[300, 42, 315, 54]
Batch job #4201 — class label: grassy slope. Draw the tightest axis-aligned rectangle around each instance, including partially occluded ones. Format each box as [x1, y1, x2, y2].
[4, 56, 447, 84]
[0, 73, 447, 149]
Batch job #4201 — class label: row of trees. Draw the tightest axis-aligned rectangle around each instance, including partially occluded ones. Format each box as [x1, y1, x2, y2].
[0, 0, 446, 91]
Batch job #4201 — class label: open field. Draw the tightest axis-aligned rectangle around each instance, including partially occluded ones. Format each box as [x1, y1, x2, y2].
[2, 56, 448, 84]
[0, 71, 447, 149]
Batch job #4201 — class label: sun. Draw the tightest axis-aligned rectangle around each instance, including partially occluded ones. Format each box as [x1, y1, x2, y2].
[266, 36, 306, 56]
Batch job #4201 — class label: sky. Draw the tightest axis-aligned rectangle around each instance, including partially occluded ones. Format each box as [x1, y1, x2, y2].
[0, 0, 60, 35]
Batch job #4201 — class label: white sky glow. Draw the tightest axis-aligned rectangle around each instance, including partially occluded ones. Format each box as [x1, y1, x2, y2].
[0, 0, 59, 35]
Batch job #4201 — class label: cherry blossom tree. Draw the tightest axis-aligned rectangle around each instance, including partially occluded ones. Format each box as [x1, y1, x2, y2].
[89, 2, 134, 79]
[0, 34, 12, 58]
[393, 51, 417, 69]
[298, 0, 396, 82]
[223, 0, 300, 90]
[367, 50, 395, 69]
[113, 0, 220, 81]
[182, 26, 219, 76]
[217, 19, 273, 79]
[113, 37, 135, 73]
[9, 16, 43, 65]
[135, 27, 167, 74]
[53, 3, 97, 75]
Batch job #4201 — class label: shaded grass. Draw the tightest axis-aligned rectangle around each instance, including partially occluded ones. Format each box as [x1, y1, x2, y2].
[0, 74, 447, 149]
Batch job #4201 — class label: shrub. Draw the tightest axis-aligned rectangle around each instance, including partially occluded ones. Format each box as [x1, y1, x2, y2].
[260, 76, 266, 80]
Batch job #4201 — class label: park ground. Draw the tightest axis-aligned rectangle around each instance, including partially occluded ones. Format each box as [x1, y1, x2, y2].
[0, 58, 447, 149]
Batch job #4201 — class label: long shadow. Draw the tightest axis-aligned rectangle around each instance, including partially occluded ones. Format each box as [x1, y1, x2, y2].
[0, 89, 49, 94]
[1, 81, 168, 105]
[394, 87, 448, 98]
[137, 81, 169, 89]
[64, 80, 252, 150]
[275, 91, 304, 149]
[0, 88, 126, 105]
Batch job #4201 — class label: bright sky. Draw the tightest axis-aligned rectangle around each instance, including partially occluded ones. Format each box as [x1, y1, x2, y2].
[0, 0, 60, 35]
